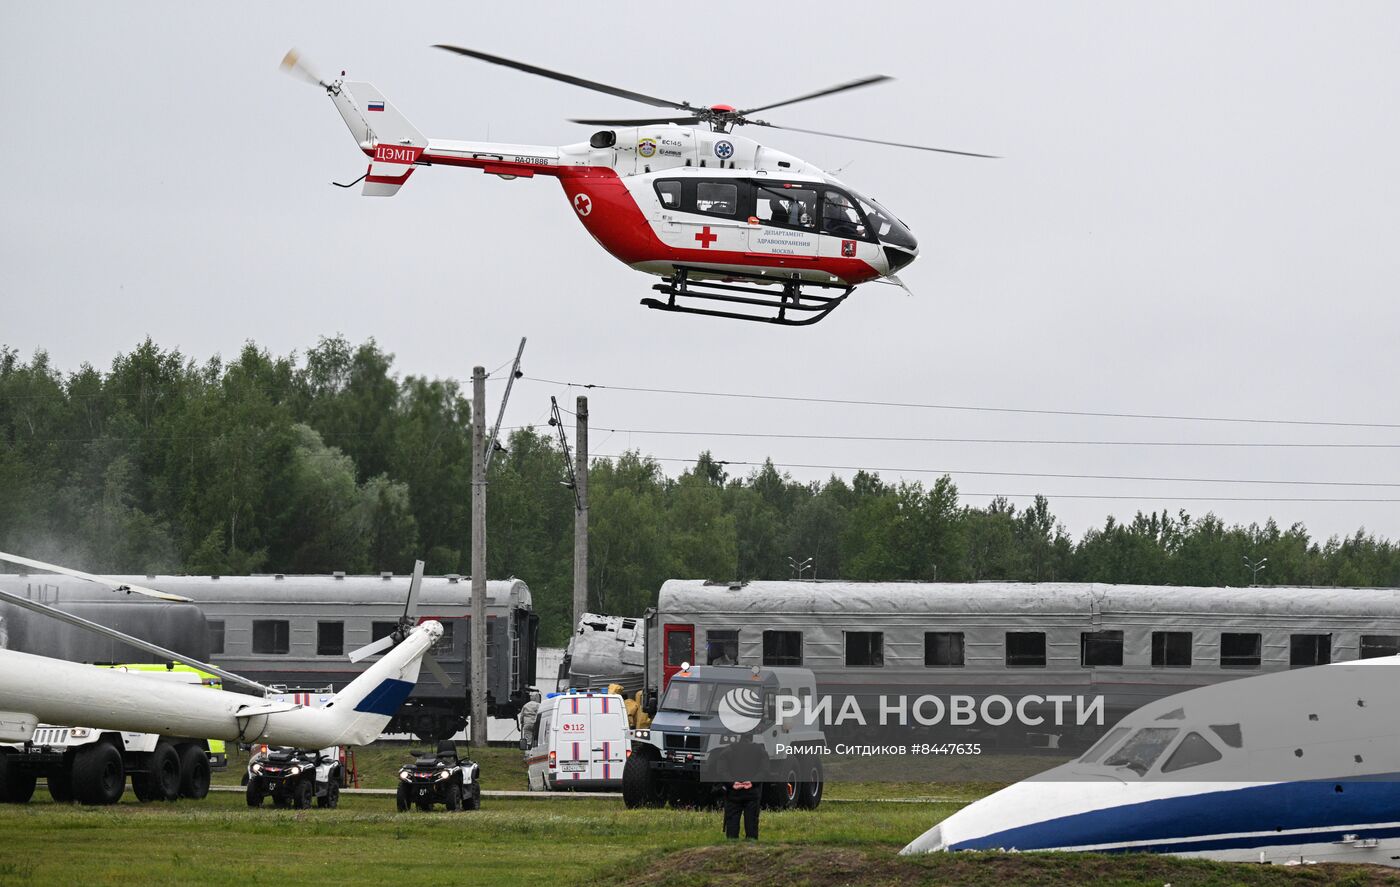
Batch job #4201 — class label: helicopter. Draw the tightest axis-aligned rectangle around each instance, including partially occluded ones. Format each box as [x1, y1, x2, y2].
[281, 46, 994, 326]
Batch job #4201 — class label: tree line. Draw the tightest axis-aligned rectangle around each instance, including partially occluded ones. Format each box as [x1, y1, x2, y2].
[2, 339, 1396, 645]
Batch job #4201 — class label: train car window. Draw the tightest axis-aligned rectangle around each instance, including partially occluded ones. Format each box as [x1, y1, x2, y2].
[754, 183, 817, 229]
[654, 180, 682, 209]
[252, 620, 289, 655]
[1079, 725, 1130, 764]
[1160, 731, 1223, 773]
[1220, 632, 1262, 669]
[1005, 631, 1046, 668]
[1080, 630, 1124, 667]
[372, 621, 397, 643]
[821, 190, 868, 239]
[706, 630, 739, 665]
[316, 621, 343, 656]
[1360, 634, 1400, 658]
[924, 632, 965, 668]
[1104, 727, 1179, 775]
[694, 181, 738, 216]
[1151, 631, 1192, 667]
[845, 631, 884, 667]
[208, 621, 225, 655]
[431, 623, 454, 658]
[763, 630, 803, 666]
[1289, 633, 1331, 668]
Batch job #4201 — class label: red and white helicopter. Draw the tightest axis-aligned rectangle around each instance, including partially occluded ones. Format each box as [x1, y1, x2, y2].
[282, 46, 993, 325]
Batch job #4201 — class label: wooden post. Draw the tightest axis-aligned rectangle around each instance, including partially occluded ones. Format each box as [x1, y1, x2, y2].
[470, 366, 488, 747]
[573, 395, 588, 627]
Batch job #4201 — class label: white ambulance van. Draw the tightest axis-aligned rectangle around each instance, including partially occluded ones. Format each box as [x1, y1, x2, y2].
[524, 689, 628, 791]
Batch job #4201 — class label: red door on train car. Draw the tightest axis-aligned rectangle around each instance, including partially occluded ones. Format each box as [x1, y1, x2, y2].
[662, 624, 694, 690]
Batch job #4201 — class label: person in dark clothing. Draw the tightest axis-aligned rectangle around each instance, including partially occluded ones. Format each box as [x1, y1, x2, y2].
[707, 735, 771, 840]
[723, 779, 761, 839]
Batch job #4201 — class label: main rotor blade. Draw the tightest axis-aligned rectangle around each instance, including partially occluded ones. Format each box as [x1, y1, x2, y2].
[403, 559, 426, 622]
[752, 122, 999, 158]
[739, 75, 892, 115]
[0, 588, 272, 695]
[0, 550, 192, 602]
[423, 654, 453, 688]
[434, 44, 691, 111]
[348, 633, 395, 664]
[569, 116, 705, 127]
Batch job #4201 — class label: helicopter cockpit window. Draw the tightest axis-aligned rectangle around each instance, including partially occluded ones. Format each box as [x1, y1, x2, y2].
[755, 184, 816, 229]
[695, 182, 738, 216]
[655, 180, 682, 209]
[821, 190, 867, 239]
[851, 191, 918, 251]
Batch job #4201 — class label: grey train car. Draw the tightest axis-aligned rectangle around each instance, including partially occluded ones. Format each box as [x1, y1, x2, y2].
[645, 580, 1400, 745]
[0, 572, 538, 741]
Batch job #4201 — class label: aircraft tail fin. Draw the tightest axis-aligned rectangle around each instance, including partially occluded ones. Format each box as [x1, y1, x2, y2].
[332, 81, 428, 197]
[318, 621, 439, 745]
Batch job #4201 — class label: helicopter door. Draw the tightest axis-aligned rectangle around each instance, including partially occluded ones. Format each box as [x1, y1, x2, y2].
[748, 182, 819, 259]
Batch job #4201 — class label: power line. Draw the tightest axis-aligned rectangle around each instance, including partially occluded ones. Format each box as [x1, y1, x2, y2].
[564, 424, 1400, 450]
[590, 455, 1398, 504]
[526, 376, 1400, 430]
[589, 453, 1400, 492]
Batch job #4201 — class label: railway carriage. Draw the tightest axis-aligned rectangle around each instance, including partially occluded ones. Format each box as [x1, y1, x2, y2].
[644, 580, 1400, 746]
[0, 572, 538, 741]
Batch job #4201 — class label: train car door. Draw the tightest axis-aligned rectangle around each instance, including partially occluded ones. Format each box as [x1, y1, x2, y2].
[662, 623, 694, 690]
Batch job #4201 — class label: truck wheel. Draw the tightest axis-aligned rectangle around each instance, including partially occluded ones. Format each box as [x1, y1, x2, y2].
[0, 752, 36, 804]
[177, 745, 211, 800]
[797, 757, 823, 810]
[444, 783, 462, 811]
[148, 743, 181, 801]
[395, 784, 411, 812]
[318, 781, 340, 809]
[622, 752, 665, 809]
[762, 765, 800, 811]
[246, 780, 265, 807]
[48, 770, 74, 804]
[293, 778, 313, 810]
[72, 741, 125, 805]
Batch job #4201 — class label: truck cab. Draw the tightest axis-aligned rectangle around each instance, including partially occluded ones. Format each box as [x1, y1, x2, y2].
[624, 664, 826, 810]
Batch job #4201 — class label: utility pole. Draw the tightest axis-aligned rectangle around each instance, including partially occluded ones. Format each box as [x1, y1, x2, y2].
[573, 396, 589, 627]
[470, 366, 487, 748]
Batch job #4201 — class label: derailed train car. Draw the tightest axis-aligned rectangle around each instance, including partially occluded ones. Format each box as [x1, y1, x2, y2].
[0, 572, 538, 740]
[637, 580, 1400, 747]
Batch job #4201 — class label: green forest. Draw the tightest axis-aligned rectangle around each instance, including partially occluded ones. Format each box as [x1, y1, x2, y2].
[2, 338, 1397, 645]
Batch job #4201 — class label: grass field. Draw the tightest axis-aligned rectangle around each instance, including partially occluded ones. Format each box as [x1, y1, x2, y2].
[2, 744, 1398, 887]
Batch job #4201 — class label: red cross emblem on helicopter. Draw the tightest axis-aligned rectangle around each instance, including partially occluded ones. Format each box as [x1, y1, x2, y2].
[573, 193, 592, 216]
[694, 226, 718, 248]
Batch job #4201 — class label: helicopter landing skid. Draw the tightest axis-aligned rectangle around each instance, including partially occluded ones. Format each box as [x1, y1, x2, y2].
[642, 267, 853, 326]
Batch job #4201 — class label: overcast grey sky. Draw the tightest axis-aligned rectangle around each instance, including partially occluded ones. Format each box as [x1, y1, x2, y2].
[2, 2, 1397, 541]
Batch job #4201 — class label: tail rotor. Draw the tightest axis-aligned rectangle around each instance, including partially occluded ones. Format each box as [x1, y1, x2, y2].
[348, 560, 453, 687]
